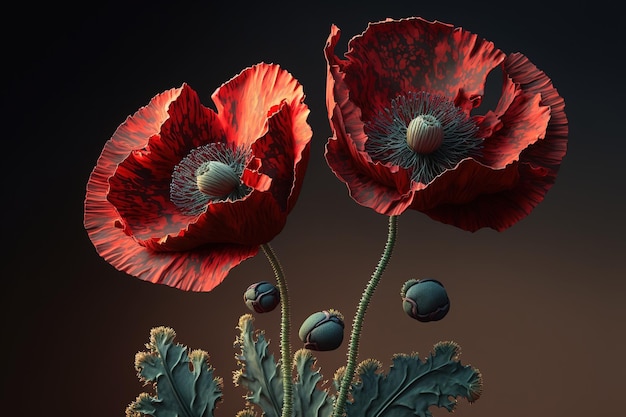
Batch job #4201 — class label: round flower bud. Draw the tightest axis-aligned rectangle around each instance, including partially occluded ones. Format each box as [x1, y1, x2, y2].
[401, 279, 450, 322]
[298, 310, 345, 351]
[243, 281, 280, 313]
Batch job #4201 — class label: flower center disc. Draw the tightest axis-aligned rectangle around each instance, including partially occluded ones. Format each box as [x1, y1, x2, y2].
[406, 115, 443, 154]
[196, 161, 240, 197]
[170, 143, 252, 216]
[364, 91, 482, 184]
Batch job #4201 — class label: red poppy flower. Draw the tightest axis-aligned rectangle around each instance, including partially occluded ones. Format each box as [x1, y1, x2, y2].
[84, 63, 311, 291]
[324, 17, 568, 231]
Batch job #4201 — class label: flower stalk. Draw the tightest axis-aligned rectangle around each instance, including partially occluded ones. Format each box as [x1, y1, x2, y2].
[261, 243, 293, 417]
[332, 215, 398, 417]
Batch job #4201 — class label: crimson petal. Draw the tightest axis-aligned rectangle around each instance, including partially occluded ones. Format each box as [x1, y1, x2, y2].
[325, 25, 417, 215]
[213, 63, 312, 213]
[212, 63, 311, 149]
[253, 101, 304, 212]
[422, 162, 554, 232]
[336, 17, 505, 121]
[505, 53, 568, 169]
[477, 65, 550, 169]
[107, 84, 225, 240]
[324, 107, 417, 215]
[85, 87, 181, 247]
[421, 53, 567, 231]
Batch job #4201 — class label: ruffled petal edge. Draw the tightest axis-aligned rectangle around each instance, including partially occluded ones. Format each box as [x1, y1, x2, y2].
[325, 25, 417, 215]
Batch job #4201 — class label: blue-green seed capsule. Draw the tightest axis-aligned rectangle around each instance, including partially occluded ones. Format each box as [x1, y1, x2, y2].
[401, 279, 450, 322]
[298, 310, 345, 351]
[243, 281, 280, 313]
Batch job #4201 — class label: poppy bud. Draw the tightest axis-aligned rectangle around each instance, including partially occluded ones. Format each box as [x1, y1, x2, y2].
[243, 281, 280, 313]
[401, 279, 450, 322]
[298, 310, 345, 351]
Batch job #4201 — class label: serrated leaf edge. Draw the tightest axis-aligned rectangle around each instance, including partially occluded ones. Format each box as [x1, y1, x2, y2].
[348, 340, 483, 415]
[127, 326, 223, 417]
[233, 314, 283, 417]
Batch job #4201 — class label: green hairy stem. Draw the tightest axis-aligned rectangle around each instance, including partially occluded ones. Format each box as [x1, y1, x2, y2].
[261, 243, 293, 417]
[332, 215, 398, 417]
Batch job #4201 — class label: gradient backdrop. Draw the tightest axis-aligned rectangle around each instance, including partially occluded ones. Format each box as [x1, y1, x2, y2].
[4, 1, 624, 416]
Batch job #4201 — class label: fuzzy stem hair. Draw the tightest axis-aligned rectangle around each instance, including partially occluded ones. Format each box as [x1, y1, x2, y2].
[332, 215, 398, 417]
[261, 243, 293, 417]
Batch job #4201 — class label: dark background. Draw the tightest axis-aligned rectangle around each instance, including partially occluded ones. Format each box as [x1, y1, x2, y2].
[3, 1, 624, 416]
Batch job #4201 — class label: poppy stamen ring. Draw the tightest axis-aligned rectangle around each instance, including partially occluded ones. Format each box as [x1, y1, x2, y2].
[365, 91, 483, 185]
[170, 143, 252, 215]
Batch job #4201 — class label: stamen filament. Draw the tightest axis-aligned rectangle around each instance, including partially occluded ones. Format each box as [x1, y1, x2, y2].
[170, 143, 252, 215]
[365, 91, 482, 184]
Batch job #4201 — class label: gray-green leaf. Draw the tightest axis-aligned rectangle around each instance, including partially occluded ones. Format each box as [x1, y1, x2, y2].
[233, 314, 284, 417]
[347, 341, 482, 417]
[126, 326, 223, 417]
[292, 349, 334, 417]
